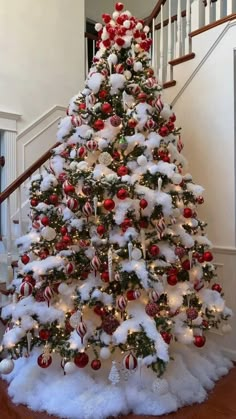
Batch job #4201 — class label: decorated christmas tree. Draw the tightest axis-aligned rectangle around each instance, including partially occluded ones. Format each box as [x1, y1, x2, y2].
[0, 3, 233, 418]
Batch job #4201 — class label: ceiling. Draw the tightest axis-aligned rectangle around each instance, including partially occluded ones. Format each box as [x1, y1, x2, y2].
[85, 0, 157, 22]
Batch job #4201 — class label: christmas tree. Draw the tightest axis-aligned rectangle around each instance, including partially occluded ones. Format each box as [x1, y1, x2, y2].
[0, 3, 232, 418]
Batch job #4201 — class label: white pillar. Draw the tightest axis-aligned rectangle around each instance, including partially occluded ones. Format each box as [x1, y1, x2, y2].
[191, 0, 205, 32]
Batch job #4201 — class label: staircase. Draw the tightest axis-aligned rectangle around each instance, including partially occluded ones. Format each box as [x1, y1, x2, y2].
[0, 1, 236, 347]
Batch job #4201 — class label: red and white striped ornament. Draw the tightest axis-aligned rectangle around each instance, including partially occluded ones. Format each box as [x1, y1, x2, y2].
[145, 77, 156, 88]
[177, 136, 184, 153]
[154, 96, 164, 112]
[117, 296, 127, 311]
[114, 272, 120, 281]
[78, 239, 90, 248]
[123, 352, 138, 370]
[65, 262, 75, 275]
[101, 68, 109, 77]
[43, 286, 54, 307]
[131, 85, 141, 96]
[32, 220, 41, 230]
[148, 290, 159, 302]
[82, 202, 93, 218]
[87, 140, 98, 152]
[71, 115, 83, 127]
[77, 146, 87, 158]
[145, 119, 156, 130]
[156, 217, 166, 239]
[90, 255, 101, 274]
[20, 281, 33, 297]
[115, 64, 124, 73]
[67, 198, 79, 211]
[126, 289, 141, 301]
[110, 115, 121, 127]
[126, 57, 134, 66]
[88, 93, 96, 106]
[76, 321, 87, 343]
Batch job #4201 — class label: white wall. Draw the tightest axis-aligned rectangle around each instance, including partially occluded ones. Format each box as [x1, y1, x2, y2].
[0, 0, 85, 134]
[85, 0, 156, 22]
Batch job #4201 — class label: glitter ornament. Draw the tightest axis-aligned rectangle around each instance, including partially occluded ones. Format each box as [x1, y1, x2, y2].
[186, 307, 198, 320]
[175, 246, 186, 259]
[41, 227, 57, 241]
[74, 352, 89, 368]
[98, 152, 113, 166]
[102, 315, 120, 335]
[145, 302, 159, 317]
[110, 115, 121, 127]
[69, 310, 81, 328]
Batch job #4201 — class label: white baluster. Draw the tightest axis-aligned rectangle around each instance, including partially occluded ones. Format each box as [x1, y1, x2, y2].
[205, 1, 211, 25]
[185, 0, 191, 54]
[158, 5, 164, 84]
[167, 0, 173, 81]
[152, 18, 156, 71]
[216, 0, 223, 20]
[176, 0, 182, 58]
[227, 0, 236, 15]
[173, 20, 177, 58]
[191, 0, 205, 32]
[6, 197, 13, 288]
[17, 186, 22, 236]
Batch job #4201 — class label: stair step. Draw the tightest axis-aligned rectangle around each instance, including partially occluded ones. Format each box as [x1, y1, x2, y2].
[169, 53, 195, 66]
[163, 80, 177, 89]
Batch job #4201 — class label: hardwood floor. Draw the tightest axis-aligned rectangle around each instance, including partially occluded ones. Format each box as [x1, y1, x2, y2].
[1, 368, 236, 418]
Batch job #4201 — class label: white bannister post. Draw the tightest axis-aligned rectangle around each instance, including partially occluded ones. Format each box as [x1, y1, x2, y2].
[185, 0, 191, 54]
[17, 186, 22, 236]
[204, 1, 211, 25]
[152, 18, 156, 71]
[176, 0, 182, 58]
[158, 6, 164, 84]
[191, 0, 205, 32]
[6, 197, 13, 288]
[167, 0, 173, 81]
[227, 0, 236, 15]
[85, 38, 88, 77]
[173, 20, 177, 58]
[216, 0, 223, 20]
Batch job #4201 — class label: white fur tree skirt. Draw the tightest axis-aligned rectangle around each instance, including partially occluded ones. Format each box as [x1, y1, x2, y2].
[2, 340, 233, 419]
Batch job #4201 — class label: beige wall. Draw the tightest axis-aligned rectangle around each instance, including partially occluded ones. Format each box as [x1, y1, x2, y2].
[85, 0, 156, 22]
[0, 0, 85, 133]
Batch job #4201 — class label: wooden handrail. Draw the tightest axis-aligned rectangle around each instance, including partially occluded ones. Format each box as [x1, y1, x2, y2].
[85, 32, 98, 41]
[145, 0, 167, 27]
[0, 142, 60, 205]
[155, 10, 187, 30]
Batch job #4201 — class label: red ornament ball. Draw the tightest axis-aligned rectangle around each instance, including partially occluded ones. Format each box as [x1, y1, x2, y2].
[101, 102, 113, 114]
[139, 218, 148, 229]
[101, 271, 109, 282]
[194, 335, 206, 348]
[102, 315, 120, 335]
[161, 331, 172, 344]
[115, 2, 124, 11]
[197, 254, 205, 264]
[41, 216, 50, 226]
[23, 275, 36, 286]
[167, 274, 178, 286]
[112, 150, 120, 160]
[175, 247, 186, 259]
[39, 329, 51, 341]
[58, 172, 67, 183]
[110, 115, 121, 127]
[121, 218, 132, 232]
[139, 199, 148, 209]
[158, 126, 169, 137]
[97, 225, 106, 236]
[149, 245, 160, 257]
[63, 182, 75, 195]
[94, 304, 107, 317]
[60, 226, 68, 236]
[117, 166, 128, 176]
[186, 307, 198, 320]
[126, 289, 141, 301]
[183, 208, 193, 218]
[31, 198, 38, 207]
[117, 188, 128, 200]
[103, 199, 115, 211]
[137, 92, 147, 103]
[49, 194, 59, 205]
[91, 359, 101, 370]
[145, 302, 159, 317]
[74, 352, 89, 368]
[128, 118, 138, 128]
[181, 259, 191, 271]
[37, 354, 52, 368]
[197, 196, 204, 204]
[21, 254, 30, 265]
[203, 251, 213, 262]
[99, 90, 108, 99]
[212, 283, 222, 293]
[93, 119, 105, 131]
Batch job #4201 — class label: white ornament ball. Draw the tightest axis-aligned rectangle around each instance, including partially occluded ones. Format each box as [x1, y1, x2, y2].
[131, 248, 142, 261]
[124, 20, 131, 28]
[85, 130, 94, 140]
[124, 70, 132, 80]
[95, 23, 103, 32]
[69, 161, 78, 171]
[143, 26, 150, 33]
[172, 173, 183, 185]
[100, 347, 111, 360]
[136, 22, 143, 30]
[222, 324, 232, 334]
[0, 359, 14, 375]
[58, 283, 70, 295]
[137, 155, 147, 166]
[70, 149, 76, 159]
[64, 361, 77, 375]
[152, 378, 169, 395]
[98, 152, 113, 166]
[160, 105, 173, 120]
[134, 61, 143, 72]
[41, 226, 57, 241]
[113, 11, 119, 20]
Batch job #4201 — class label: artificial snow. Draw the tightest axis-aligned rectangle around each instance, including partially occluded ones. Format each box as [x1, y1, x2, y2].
[2, 339, 232, 419]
